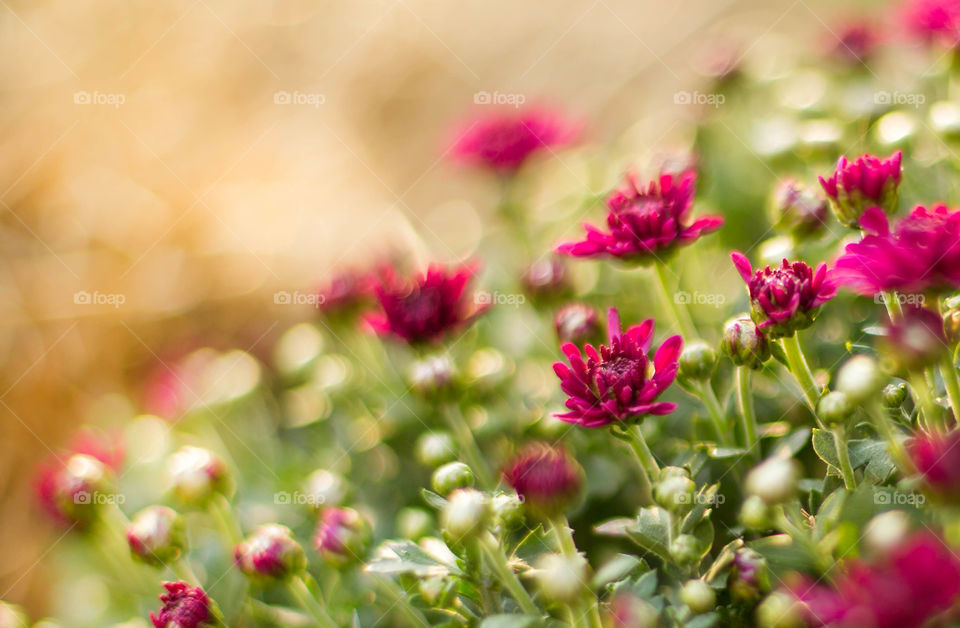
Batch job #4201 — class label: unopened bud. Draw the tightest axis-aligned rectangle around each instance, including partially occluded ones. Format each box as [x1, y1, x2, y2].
[492, 492, 525, 531]
[408, 355, 456, 396]
[740, 495, 770, 530]
[554, 304, 602, 344]
[234, 524, 306, 582]
[441, 489, 491, 542]
[835, 355, 884, 406]
[521, 258, 571, 303]
[770, 180, 828, 238]
[678, 342, 718, 382]
[52, 454, 116, 525]
[503, 443, 583, 519]
[127, 505, 187, 566]
[654, 468, 696, 513]
[944, 307, 960, 345]
[680, 579, 716, 614]
[670, 534, 703, 566]
[168, 446, 233, 506]
[314, 507, 371, 567]
[882, 382, 908, 408]
[746, 456, 799, 505]
[863, 510, 911, 556]
[535, 552, 588, 604]
[416, 432, 457, 468]
[817, 391, 853, 424]
[721, 315, 771, 369]
[730, 548, 769, 602]
[756, 591, 805, 628]
[431, 462, 474, 495]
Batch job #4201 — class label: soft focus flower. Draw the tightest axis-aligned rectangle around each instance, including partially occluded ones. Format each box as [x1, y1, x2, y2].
[731, 252, 836, 338]
[556, 170, 723, 262]
[554, 303, 602, 344]
[909, 430, 960, 499]
[552, 307, 682, 427]
[830, 21, 882, 65]
[440, 489, 491, 542]
[880, 305, 946, 372]
[503, 443, 583, 518]
[34, 432, 124, 526]
[834, 205, 960, 296]
[167, 446, 233, 506]
[315, 268, 375, 316]
[608, 593, 660, 628]
[901, 0, 960, 45]
[786, 532, 960, 628]
[534, 552, 588, 603]
[128, 506, 187, 566]
[770, 180, 828, 237]
[234, 524, 306, 582]
[314, 507, 371, 567]
[817, 151, 902, 227]
[449, 108, 580, 174]
[150, 581, 218, 628]
[521, 257, 571, 302]
[730, 548, 770, 602]
[367, 263, 488, 345]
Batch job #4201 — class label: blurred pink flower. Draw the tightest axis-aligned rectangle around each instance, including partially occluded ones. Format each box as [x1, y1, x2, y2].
[556, 171, 723, 262]
[909, 430, 960, 499]
[901, 0, 960, 45]
[830, 20, 883, 64]
[503, 443, 583, 517]
[553, 307, 681, 427]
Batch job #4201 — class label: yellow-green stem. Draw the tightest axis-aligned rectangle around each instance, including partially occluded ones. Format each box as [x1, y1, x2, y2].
[831, 424, 857, 490]
[628, 424, 661, 485]
[442, 403, 495, 489]
[478, 533, 540, 616]
[288, 576, 338, 628]
[780, 334, 820, 414]
[736, 368, 759, 459]
[698, 382, 732, 447]
[653, 262, 697, 339]
[940, 354, 960, 429]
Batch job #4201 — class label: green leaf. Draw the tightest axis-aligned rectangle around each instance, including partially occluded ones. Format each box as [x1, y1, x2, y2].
[592, 553, 642, 588]
[813, 487, 848, 540]
[421, 489, 448, 510]
[848, 439, 896, 483]
[773, 427, 811, 456]
[680, 483, 720, 533]
[630, 569, 659, 599]
[364, 540, 461, 577]
[594, 518, 636, 538]
[811, 428, 840, 469]
[624, 507, 672, 560]
[686, 613, 719, 628]
[479, 615, 542, 628]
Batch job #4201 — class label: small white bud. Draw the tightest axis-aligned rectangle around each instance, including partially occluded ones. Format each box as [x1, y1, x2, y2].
[535, 552, 587, 603]
[745, 456, 799, 505]
[836, 355, 884, 406]
[441, 489, 490, 541]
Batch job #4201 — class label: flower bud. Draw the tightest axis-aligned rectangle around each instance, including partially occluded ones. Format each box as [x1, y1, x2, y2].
[314, 507, 371, 567]
[944, 306, 960, 345]
[431, 462, 474, 495]
[127, 506, 187, 567]
[534, 552, 587, 604]
[654, 468, 696, 513]
[720, 315, 771, 369]
[149, 581, 222, 628]
[554, 303, 602, 344]
[740, 495, 770, 530]
[835, 355, 884, 406]
[521, 258, 571, 303]
[770, 180, 828, 238]
[396, 507, 433, 541]
[678, 342, 718, 382]
[881, 306, 946, 373]
[680, 579, 716, 614]
[882, 382, 908, 408]
[745, 456, 799, 505]
[302, 469, 348, 510]
[491, 492, 525, 531]
[407, 355, 456, 397]
[416, 432, 457, 468]
[0, 602, 29, 628]
[863, 510, 911, 556]
[730, 548, 770, 602]
[418, 576, 451, 607]
[608, 594, 659, 628]
[168, 446, 233, 506]
[756, 591, 805, 628]
[49, 453, 116, 526]
[670, 534, 703, 566]
[817, 391, 853, 425]
[503, 443, 583, 519]
[441, 489, 491, 542]
[234, 524, 306, 582]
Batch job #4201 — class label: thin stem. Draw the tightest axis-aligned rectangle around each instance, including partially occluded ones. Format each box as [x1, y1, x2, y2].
[697, 382, 732, 447]
[551, 517, 602, 628]
[910, 372, 943, 433]
[442, 403, 495, 489]
[627, 424, 661, 484]
[372, 575, 431, 628]
[171, 558, 201, 584]
[287, 576, 338, 628]
[779, 334, 820, 414]
[209, 494, 244, 547]
[881, 290, 903, 323]
[940, 353, 960, 428]
[652, 262, 697, 339]
[831, 424, 857, 490]
[736, 368, 759, 459]
[477, 533, 541, 616]
[866, 400, 913, 476]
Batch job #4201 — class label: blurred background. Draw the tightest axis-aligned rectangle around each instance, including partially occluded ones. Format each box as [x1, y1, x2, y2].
[0, 0, 844, 615]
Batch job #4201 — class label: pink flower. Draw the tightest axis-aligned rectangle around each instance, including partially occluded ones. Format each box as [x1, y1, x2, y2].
[234, 524, 306, 581]
[830, 21, 882, 64]
[554, 303, 602, 344]
[315, 268, 376, 316]
[366, 263, 488, 345]
[881, 305, 947, 372]
[835, 206, 960, 296]
[503, 443, 583, 518]
[731, 252, 836, 338]
[901, 0, 960, 45]
[314, 507, 371, 567]
[909, 430, 960, 499]
[150, 581, 216, 628]
[818, 151, 902, 227]
[787, 532, 960, 628]
[556, 171, 723, 262]
[552, 307, 682, 428]
[449, 108, 580, 174]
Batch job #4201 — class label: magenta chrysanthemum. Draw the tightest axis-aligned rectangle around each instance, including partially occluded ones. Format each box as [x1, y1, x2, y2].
[150, 581, 215, 628]
[556, 171, 723, 262]
[314, 507, 371, 567]
[787, 532, 960, 628]
[731, 252, 836, 338]
[503, 443, 583, 517]
[34, 432, 124, 526]
[367, 263, 488, 345]
[818, 151, 902, 227]
[901, 0, 960, 45]
[449, 108, 579, 174]
[552, 307, 682, 428]
[909, 430, 960, 500]
[234, 524, 305, 581]
[835, 205, 960, 296]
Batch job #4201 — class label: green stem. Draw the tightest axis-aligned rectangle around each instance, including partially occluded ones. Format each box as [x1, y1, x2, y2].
[442, 403, 494, 489]
[736, 368, 759, 459]
[940, 353, 960, 428]
[779, 334, 820, 414]
[881, 290, 903, 323]
[372, 575, 431, 628]
[551, 517, 602, 628]
[831, 424, 857, 490]
[209, 494, 244, 547]
[653, 262, 697, 339]
[910, 371, 943, 433]
[627, 424, 661, 485]
[477, 533, 541, 616]
[171, 558, 201, 584]
[866, 400, 913, 476]
[287, 576, 338, 628]
[697, 382, 732, 447]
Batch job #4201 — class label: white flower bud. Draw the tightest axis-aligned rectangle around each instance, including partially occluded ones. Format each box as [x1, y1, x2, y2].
[680, 579, 716, 614]
[745, 456, 799, 505]
[836, 355, 884, 406]
[535, 552, 587, 604]
[441, 489, 490, 541]
[863, 510, 911, 556]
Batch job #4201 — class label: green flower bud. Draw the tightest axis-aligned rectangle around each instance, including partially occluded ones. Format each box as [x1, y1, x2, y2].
[944, 307, 960, 345]
[441, 489, 490, 542]
[492, 492, 525, 531]
[756, 591, 805, 628]
[680, 579, 716, 614]
[730, 548, 769, 602]
[127, 505, 187, 567]
[654, 474, 696, 513]
[817, 391, 853, 425]
[881, 382, 908, 408]
[535, 552, 588, 604]
[234, 524, 306, 582]
[416, 432, 458, 468]
[835, 355, 884, 406]
[431, 462, 474, 495]
[678, 342, 718, 383]
[740, 495, 770, 530]
[721, 315, 771, 369]
[670, 534, 703, 566]
[746, 456, 799, 506]
[167, 446, 233, 506]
